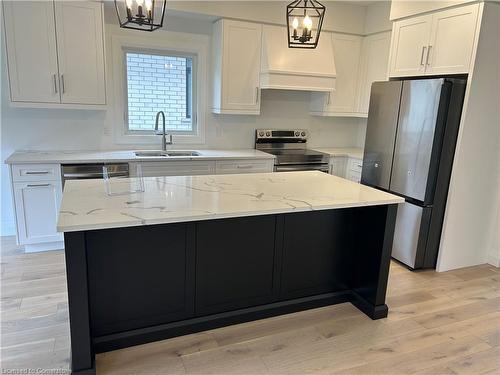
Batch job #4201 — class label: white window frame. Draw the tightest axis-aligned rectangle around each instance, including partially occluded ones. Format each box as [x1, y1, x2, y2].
[124, 48, 197, 135]
[111, 31, 208, 145]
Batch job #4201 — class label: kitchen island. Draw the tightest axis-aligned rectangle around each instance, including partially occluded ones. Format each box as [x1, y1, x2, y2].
[57, 171, 403, 374]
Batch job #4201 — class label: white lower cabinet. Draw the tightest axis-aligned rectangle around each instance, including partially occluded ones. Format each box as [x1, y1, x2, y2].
[328, 156, 363, 183]
[329, 156, 347, 177]
[13, 180, 63, 246]
[215, 160, 274, 174]
[130, 159, 274, 177]
[129, 161, 216, 177]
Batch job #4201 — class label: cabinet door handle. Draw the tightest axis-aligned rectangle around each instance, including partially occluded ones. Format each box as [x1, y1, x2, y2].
[25, 171, 50, 175]
[255, 87, 259, 104]
[27, 183, 50, 188]
[61, 74, 66, 94]
[420, 46, 427, 65]
[237, 165, 253, 169]
[327, 92, 331, 104]
[426, 45, 432, 66]
[53, 74, 58, 94]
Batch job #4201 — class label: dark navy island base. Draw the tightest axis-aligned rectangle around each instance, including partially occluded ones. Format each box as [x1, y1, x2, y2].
[64, 205, 397, 374]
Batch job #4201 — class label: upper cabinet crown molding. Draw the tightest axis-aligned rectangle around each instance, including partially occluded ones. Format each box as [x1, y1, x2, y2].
[310, 31, 391, 118]
[211, 19, 262, 115]
[389, 3, 480, 77]
[3, 1, 107, 109]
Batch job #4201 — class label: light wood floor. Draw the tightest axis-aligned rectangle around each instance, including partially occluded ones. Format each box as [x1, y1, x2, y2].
[1, 235, 499, 374]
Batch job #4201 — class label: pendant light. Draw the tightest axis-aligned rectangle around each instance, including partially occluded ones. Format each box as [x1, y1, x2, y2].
[114, 0, 166, 32]
[286, 0, 326, 49]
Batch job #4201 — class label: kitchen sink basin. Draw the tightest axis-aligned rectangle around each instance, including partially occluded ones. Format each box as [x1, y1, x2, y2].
[134, 150, 201, 157]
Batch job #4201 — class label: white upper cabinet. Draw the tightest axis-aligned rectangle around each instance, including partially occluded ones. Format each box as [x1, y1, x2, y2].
[212, 19, 262, 115]
[357, 31, 391, 114]
[389, 14, 433, 77]
[54, 1, 106, 105]
[3, 0, 106, 108]
[330, 34, 362, 114]
[425, 4, 480, 75]
[3, 1, 60, 103]
[389, 4, 480, 77]
[310, 32, 390, 117]
[310, 34, 362, 117]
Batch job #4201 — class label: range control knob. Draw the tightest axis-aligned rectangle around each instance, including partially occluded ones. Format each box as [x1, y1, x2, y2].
[295, 131, 300, 137]
[266, 131, 271, 137]
[258, 131, 265, 137]
[301, 131, 306, 136]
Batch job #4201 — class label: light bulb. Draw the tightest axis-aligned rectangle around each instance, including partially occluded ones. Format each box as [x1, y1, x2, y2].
[292, 17, 299, 30]
[126, 0, 133, 8]
[303, 15, 312, 30]
[136, 0, 144, 6]
[145, 0, 152, 11]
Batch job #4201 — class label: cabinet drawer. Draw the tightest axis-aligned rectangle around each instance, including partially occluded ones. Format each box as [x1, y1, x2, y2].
[11, 164, 61, 182]
[129, 161, 216, 177]
[347, 158, 363, 173]
[215, 160, 273, 174]
[329, 156, 347, 177]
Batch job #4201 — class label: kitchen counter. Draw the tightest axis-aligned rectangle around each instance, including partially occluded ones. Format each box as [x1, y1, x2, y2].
[61, 171, 401, 374]
[314, 147, 364, 159]
[57, 171, 403, 233]
[5, 149, 274, 164]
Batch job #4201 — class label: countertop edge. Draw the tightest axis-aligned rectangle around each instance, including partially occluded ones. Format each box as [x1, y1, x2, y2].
[5, 150, 276, 164]
[57, 198, 404, 233]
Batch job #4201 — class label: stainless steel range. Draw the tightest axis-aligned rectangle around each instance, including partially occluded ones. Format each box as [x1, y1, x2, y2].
[255, 129, 329, 172]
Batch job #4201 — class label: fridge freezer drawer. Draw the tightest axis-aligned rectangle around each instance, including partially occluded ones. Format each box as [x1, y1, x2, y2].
[392, 202, 432, 269]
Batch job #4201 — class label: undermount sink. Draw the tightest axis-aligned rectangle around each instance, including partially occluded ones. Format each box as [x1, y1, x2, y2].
[134, 150, 201, 157]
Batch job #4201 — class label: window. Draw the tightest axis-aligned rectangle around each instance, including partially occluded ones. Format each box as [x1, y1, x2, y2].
[125, 50, 196, 134]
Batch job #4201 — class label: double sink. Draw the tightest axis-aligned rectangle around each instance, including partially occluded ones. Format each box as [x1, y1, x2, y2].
[134, 150, 201, 157]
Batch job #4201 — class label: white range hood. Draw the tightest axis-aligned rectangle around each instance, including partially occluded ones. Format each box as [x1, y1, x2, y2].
[260, 24, 336, 92]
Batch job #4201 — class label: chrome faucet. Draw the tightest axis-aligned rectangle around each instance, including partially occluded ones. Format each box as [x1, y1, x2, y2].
[154, 111, 173, 151]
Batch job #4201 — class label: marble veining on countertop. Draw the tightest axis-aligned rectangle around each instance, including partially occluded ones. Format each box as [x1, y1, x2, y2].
[5, 149, 275, 164]
[57, 171, 403, 232]
[313, 147, 364, 159]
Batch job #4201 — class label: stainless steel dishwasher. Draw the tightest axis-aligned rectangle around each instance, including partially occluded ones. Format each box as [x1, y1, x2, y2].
[61, 163, 129, 187]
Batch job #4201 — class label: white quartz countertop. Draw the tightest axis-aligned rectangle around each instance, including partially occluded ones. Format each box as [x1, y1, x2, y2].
[57, 171, 403, 233]
[5, 149, 274, 164]
[313, 147, 364, 159]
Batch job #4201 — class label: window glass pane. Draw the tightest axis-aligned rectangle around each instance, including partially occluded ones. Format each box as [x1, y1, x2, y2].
[126, 51, 194, 133]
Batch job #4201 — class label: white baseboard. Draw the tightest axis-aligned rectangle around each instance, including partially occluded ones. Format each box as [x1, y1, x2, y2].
[24, 241, 64, 253]
[488, 254, 500, 268]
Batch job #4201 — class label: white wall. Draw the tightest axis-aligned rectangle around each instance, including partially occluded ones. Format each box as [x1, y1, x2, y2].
[437, 2, 500, 271]
[1, 6, 370, 235]
[487, 186, 500, 267]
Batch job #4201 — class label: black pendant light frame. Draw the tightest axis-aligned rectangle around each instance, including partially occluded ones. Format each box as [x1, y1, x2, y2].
[114, 0, 166, 32]
[286, 0, 326, 49]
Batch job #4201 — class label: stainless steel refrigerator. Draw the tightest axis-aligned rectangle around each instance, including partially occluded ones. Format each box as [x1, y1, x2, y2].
[361, 78, 466, 269]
